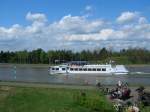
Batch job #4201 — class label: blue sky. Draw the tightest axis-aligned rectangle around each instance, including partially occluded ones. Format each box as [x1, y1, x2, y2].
[0, 0, 149, 26]
[0, 0, 150, 51]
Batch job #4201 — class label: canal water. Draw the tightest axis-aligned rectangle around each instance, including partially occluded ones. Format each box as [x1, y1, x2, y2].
[0, 64, 150, 86]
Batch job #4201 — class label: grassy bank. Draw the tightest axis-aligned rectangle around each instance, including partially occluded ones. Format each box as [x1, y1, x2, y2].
[0, 86, 114, 112]
[0, 84, 150, 112]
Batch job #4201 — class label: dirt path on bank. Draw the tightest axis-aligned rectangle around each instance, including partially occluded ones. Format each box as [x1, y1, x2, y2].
[0, 81, 96, 90]
[0, 81, 150, 90]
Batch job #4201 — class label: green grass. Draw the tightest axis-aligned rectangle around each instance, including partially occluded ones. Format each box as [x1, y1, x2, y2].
[0, 86, 114, 112]
[140, 107, 150, 112]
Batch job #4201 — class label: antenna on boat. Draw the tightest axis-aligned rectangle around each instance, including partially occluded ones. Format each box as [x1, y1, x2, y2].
[108, 45, 112, 61]
[108, 45, 116, 66]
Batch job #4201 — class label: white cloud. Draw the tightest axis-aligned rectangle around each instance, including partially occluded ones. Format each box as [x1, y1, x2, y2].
[116, 11, 139, 24]
[85, 5, 92, 11]
[26, 12, 47, 23]
[82, 5, 93, 17]
[64, 29, 127, 41]
[0, 11, 150, 51]
[138, 17, 148, 24]
[50, 14, 106, 34]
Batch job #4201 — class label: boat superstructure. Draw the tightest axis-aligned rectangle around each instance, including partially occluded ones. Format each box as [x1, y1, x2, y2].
[49, 62, 129, 75]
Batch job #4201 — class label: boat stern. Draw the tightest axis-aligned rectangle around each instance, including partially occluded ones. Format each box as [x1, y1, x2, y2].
[112, 65, 129, 75]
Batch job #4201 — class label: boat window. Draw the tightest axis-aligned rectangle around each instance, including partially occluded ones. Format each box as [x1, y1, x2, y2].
[79, 68, 82, 71]
[70, 68, 73, 71]
[102, 68, 106, 71]
[74, 68, 78, 71]
[83, 68, 87, 71]
[52, 68, 55, 70]
[97, 68, 101, 71]
[88, 68, 92, 71]
[62, 68, 66, 71]
[93, 68, 96, 71]
[56, 68, 59, 70]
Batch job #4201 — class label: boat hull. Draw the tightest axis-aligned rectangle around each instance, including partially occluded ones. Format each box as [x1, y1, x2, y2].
[49, 64, 129, 75]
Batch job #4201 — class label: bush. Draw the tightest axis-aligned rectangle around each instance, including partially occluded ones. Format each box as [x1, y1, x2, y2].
[73, 91, 115, 112]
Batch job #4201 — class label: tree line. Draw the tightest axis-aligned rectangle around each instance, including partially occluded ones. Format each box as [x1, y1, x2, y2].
[0, 48, 150, 64]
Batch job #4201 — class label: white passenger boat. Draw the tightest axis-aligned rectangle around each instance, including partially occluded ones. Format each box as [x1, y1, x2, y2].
[49, 61, 129, 75]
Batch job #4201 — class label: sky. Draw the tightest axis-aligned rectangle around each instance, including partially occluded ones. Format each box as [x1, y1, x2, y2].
[0, 0, 150, 51]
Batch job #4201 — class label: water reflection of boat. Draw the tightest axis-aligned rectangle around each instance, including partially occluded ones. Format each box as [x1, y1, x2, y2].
[49, 61, 129, 75]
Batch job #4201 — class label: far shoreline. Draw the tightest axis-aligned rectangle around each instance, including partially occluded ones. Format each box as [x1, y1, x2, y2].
[0, 63, 150, 67]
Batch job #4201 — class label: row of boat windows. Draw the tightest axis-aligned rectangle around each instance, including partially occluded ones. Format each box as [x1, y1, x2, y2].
[51, 68, 106, 71]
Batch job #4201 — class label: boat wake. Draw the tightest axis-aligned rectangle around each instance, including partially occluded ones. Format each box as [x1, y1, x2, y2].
[129, 72, 150, 75]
